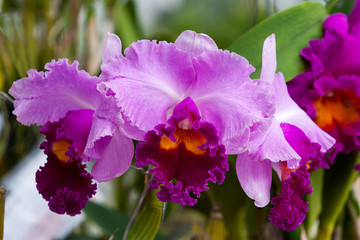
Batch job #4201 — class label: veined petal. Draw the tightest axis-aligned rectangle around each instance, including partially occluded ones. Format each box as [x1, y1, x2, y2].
[247, 120, 300, 165]
[9, 59, 102, 126]
[99, 40, 195, 131]
[91, 129, 134, 182]
[274, 73, 336, 152]
[236, 153, 272, 207]
[174, 30, 218, 57]
[190, 49, 274, 150]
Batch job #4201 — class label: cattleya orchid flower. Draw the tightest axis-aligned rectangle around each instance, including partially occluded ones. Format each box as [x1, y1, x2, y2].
[99, 30, 274, 206]
[9, 59, 137, 215]
[287, 0, 360, 161]
[236, 35, 335, 231]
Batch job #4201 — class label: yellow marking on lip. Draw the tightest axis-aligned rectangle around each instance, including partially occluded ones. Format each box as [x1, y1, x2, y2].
[52, 140, 72, 163]
[160, 128, 207, 155]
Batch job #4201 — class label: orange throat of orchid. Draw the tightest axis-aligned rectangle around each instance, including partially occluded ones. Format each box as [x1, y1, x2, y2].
[52, 140, 72, 163]
[314, 89, 360, 131]
[159, 128, 207, 155]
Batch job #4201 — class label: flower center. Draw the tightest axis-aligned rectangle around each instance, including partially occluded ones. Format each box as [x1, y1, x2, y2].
[314, 89, 360, 130]
[52, 140, 72, 163]
[160, 128, 207, 155]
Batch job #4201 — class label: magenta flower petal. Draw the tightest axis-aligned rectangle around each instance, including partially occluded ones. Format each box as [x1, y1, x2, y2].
[174, 30, 218, 57]
[100, 40, 195, 132]
[190, 48, 274, 153]
[9, 59, 101, 126]
[236, 154, 272, 207]
[136, 97, 228, 206]
[57, 109, 94, 154]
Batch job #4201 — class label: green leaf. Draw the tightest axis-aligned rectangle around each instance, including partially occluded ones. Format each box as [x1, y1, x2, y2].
[228, 2, 328, 81]
[127, 189, 164, 240]
[83, 201, 130, 239]
[305, 168, 324, 234]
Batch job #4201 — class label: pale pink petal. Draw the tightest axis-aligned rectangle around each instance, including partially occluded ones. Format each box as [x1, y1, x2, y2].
[91, 129, 134, 182]
[236, 153, 272, 207]
[247, 120, 300, 164]
[260, 34, 277, 83]
[102, 33, 122, 63]
[174, 30, 218, 57]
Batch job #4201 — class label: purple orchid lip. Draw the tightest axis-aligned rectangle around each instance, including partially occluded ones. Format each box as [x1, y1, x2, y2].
[136, 97, 228, 206]
[36, 110, 97, 216]
[268, 123, 322, 231]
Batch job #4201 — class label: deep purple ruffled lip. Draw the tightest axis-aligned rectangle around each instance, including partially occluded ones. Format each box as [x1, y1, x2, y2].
[36, 110, 97, 216]
[135, 97, 228, 206]
[268, 123, 322, 231]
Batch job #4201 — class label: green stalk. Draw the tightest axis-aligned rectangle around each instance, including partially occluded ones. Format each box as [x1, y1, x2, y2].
[326, 0, 340, 13]
[317, 152, 360, 240]
[0, 187, 6, 240]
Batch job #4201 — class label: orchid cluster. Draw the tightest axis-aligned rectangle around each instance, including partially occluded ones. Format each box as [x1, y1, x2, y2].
[288, 0, 360, 167]
[9, 29, 335, 232]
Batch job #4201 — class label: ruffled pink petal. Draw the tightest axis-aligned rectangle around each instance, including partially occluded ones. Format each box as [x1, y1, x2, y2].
[190, 49, 274, 152]
[174, 30, 218, 57]
[9, 59, 101, 126]
[236, 153, 272, 207]
[91, 129, 134, 182]
[99, 40, 195, 132]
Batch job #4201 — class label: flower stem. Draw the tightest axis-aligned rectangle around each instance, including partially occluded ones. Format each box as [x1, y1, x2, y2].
[122, 175, 153, 240]
[0, 92, 14, 104]
[0, 187, 6, 240]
